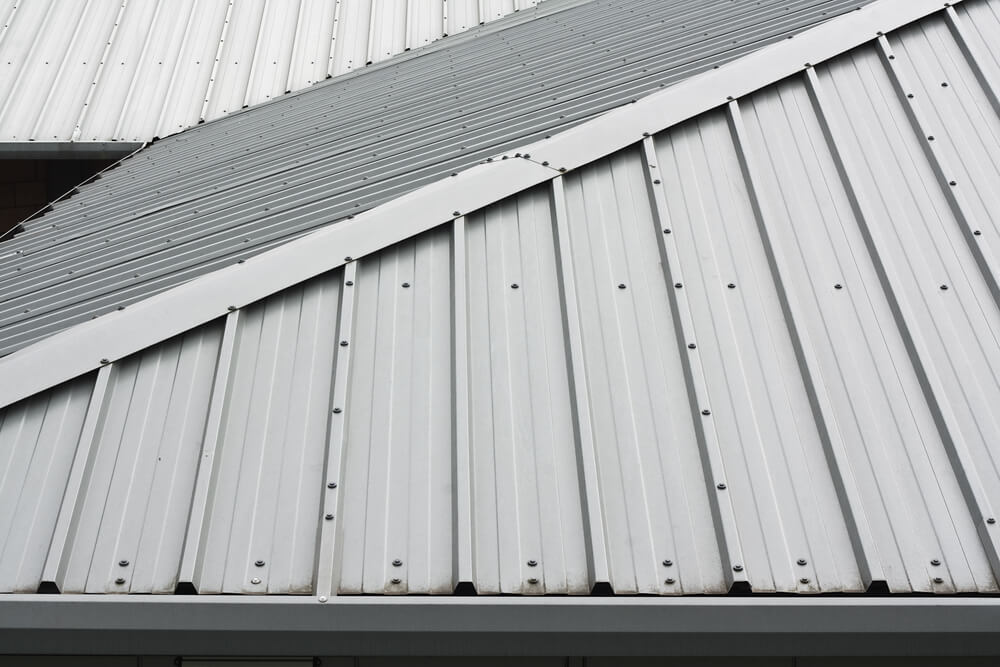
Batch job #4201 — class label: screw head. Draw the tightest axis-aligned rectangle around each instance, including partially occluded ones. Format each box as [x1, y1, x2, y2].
[328, 482, 337, 489]
[118, 560, 129, 567]
[834, 284, 843, 290]
[931, 559, 941, 566]
[340, 340, 349, 346]
[453, 211, 461, 217]
[940, 284, 949, 290]
[974, 230, 982, 236]
[653, 179, 661, 185]
[511, 283, 519, 289]
[733, 564, 744, 572]
[325, 513, 334, 520]
[663, 229, 671, 234]
[255, 560, 265, 567]
[797, 558, 807, 566]
[100, 358, 111, 365]
[346, 280, 354, 286]
[401, 282, 410, 288]
[618, 283, 627, 289]
[663, 559, 673, 567]
[332, 407, 342, 414]
[688, 343, 696, 349]
[674, 282, 683, 288]
[949, 181, 957, 186]
[251, 577, 261, 585]
[114, 577, 126, 585]
[933, 577, 944, 584]
[716, 482, 726, 490]
[392, 559, 403, 567]
[527, 577, 539, 585]
[799, 577, 810, 585]
[664, 578, 675, 585]
[344, 256, 353, 262]
[727, 283, 736, 289]
[318, 595, 328, 603]
[988, 517, 996, 525]
[391, 578, 402, 585]
[702, 409, 711, 416]
[527, 560, 538, 567]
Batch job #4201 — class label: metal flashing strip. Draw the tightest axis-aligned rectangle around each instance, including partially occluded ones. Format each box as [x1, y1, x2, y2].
[0, 596, 999, 656]
[0, 0, 957, 411]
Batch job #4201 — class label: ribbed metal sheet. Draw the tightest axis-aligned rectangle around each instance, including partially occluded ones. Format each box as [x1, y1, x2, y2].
[3, 0, 1000, 598]
[0, 0, 868, 357]
[0, 0, 540, 143]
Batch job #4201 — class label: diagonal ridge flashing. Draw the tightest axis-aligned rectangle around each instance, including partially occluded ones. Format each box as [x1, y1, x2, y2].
[0, 0, 960, 410]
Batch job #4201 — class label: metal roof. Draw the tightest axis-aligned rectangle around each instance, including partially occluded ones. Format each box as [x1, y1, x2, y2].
[0, 0, 869, 357]
[0, 0, 544, 144]
[3, 0, 1000, 600]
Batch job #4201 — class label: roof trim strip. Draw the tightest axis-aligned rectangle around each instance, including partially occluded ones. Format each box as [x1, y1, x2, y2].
[0, 0, 959, 410]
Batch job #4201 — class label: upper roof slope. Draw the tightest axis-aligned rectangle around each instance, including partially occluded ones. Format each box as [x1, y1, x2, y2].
[0, 0, 544, 144]
[0, 0, 868, 356]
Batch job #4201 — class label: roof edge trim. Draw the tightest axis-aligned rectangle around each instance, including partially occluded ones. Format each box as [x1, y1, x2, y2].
[1, 596, 999, 656]
[0, 0, 955, 410]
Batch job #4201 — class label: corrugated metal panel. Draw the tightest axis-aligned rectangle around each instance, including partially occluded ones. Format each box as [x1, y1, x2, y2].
[5, 0, 1000, 598]
[0, 0, 541, 142]
[0, 0, 868, 358]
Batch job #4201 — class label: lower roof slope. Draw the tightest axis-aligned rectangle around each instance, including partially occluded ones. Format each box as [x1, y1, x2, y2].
[0, 0, 868, 357]
[3, 0, 1000, 602]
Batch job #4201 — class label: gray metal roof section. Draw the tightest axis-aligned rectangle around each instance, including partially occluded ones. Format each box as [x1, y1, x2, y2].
[3, 0, 1000, 599]
[0, 0, 869, 357]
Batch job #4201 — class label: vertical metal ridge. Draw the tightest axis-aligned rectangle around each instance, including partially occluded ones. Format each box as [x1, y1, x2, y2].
[177, 310, 240, 591]
[315, 263, 357, 599]
[241, 0, 271, 110]
[365, 0, 379, 67]
[39, 364, 112, 592]
[640, 136, 748, 593]
[71, 0, 128, 141]
[808, 53, 1000, 585]
[451, 217, 476, 593]
[199, 0, 235, 123]
[327, 0, 343, 79]
[112, 0, 164, 141]
[875, 34, 1000, 313]
[284, 0, 308, 96]
[152, 0, 198, 137]
[870, 33, 1000, 582]
[28, 0, 93, 141]
[724, 99, 885, 591]
[0, 0, 57, 131]
[944, 5, 1000, 118]
[550, 175, 612, 594]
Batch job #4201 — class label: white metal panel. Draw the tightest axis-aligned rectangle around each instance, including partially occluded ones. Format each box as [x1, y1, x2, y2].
[0, 375, 94, 592]
[560, 149, 726, 594]
[337, 228, 454, 594]
[195, 273, 340, 594]
[464, 188, 590, 594]
[53, 326, 222, 593]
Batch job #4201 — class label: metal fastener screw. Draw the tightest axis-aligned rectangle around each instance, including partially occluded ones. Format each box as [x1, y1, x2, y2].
[733, 564, 744, 572]
[702, 409, 711, 416]
[618, 283, 627, 289]
[974, 230, 982, 236]
[391, 578, 402, 585]
[797, 559, 807, 566]
[346, 280, 354, 286]
[927, 136, 934, 141]
[332, 407, 342, 414]
[716, 482, 726, 490]
[227, 305, 237, 312]
[931, 559, 941, 566]
[665, 578, 675, 584]
[402, 282, 410, 288]
[988, 517, 996, 525]
[653, 179, 661, 184]
[318, 596, 328, 603]
[115, 577, 126, 585]
[688, 343, 696, 349]
[340, 340, 349, 346]
[511, 283, 519, 289]
[940, 284, 949, 290]
[325, 513, 334, 520]
[527, 560, 537, 567]
[118, 560, 129, 567]
[663, 559, 673, 567]
[328, 482, 337, 488]
[392, 559, 403, 567]
[800, 577, 810, 584]
[100, 358, 110, 364]
[453, 211, 461, 217]
[834, 284, 843, 290]
[251, 577, 261, 585]
[527, 578, 539, 584]
[933, 577, 944, 584]
[949, 181, 957, 186]
[344, 256, 353, 262]
[663, 229, 671, 234]
[675, 282, 683, 288]
[255, 560, 265, 567]
[728, 283, 736, 289]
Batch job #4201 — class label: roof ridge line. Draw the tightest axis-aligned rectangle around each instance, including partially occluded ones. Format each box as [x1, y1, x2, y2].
[0, 0, 957, 409]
